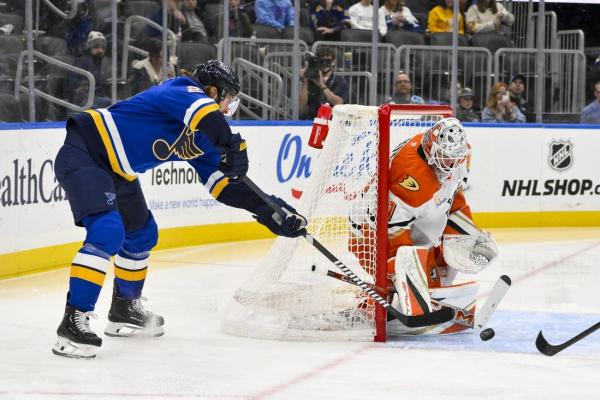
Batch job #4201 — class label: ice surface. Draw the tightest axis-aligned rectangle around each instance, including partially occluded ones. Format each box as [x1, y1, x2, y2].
[0, 234, 598, 400]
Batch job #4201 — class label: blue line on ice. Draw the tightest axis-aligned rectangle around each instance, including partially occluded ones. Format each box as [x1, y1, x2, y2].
[386, 310, 600, 355]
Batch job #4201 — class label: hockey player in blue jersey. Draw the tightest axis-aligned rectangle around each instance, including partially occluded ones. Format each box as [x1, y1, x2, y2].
[52, 60, 307, 359]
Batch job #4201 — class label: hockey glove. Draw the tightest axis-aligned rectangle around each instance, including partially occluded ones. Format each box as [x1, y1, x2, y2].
[442, 232, 498, 274]
[218, 133, 248, 182]
[254, 196, 308, 238]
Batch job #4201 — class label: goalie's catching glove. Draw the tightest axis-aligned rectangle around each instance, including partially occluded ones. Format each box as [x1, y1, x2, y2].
[254, 196, 307, 238]
[442, 232, 498, 274]
[218, 133, 248, 182]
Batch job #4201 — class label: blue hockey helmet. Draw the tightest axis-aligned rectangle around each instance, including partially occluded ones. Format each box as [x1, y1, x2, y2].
[192, 60, 240, 100]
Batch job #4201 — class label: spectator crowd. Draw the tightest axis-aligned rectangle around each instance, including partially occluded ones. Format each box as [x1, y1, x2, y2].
[0, 0, 598, 124]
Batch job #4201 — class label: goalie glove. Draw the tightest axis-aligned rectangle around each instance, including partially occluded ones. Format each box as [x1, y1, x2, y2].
[254, 196, 307, 238]
[442, 232, 498, 274]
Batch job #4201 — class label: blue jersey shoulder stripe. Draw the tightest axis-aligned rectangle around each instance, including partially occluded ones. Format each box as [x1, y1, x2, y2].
[86, 109, 137, 181]
[187, 102, 220, 131]
[184, 97, 214, 127]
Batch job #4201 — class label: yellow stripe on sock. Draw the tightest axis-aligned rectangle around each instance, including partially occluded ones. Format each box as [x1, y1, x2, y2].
[114, 265, 148, 282]
[70, 265, 106, 286]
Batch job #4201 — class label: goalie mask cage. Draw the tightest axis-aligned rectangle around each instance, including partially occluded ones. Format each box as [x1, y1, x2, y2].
[222, 104, 453, 342]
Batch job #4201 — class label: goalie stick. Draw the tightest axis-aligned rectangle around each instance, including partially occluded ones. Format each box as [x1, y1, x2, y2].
[242, 176, 454, 328]
[473, 275, 511, 331]
[317, 267, 510, 331]
[536, 321, 600, 356]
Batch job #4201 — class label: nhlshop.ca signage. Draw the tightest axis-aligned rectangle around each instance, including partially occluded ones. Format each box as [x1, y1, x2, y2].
[464, 128, 600, 212]
[499, 138, 600, 199]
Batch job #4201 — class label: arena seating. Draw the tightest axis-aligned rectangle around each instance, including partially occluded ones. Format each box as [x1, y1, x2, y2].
[0, 0, 590, 123]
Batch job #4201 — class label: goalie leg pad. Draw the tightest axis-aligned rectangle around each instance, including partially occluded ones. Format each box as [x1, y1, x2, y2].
[441, 265, 459, 286]
[391, 246, 433, 316]
[430, 281, 479, 334]
[388, 280, 479, 336]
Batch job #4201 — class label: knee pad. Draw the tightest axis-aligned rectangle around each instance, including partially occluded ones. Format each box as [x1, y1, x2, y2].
[82, 210, 125, 256]
[121, 211, 159, 255]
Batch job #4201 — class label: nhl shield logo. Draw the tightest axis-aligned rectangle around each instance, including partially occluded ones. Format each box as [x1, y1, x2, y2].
[548, 140, 573, 171]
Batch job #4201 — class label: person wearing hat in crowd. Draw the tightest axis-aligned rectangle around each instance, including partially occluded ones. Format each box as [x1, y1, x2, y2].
[66, 31, 112, 109]
[456, 87, 479, 122]
[508, 74, 532, 122]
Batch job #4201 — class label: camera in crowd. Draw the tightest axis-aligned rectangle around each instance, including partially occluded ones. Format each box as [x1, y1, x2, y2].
[304, 52, 321, 82]
[304, 49, 337, 83]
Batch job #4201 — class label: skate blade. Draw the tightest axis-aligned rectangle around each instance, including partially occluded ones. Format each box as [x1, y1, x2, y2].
[52, 336, 99, 359]
[104, 322, 164, 337]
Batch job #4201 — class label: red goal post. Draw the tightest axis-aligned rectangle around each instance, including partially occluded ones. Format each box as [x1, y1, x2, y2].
[374, 104, 453, 341]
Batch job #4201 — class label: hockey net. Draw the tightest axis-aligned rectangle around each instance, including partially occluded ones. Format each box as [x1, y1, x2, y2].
[222, 104, 453, 341]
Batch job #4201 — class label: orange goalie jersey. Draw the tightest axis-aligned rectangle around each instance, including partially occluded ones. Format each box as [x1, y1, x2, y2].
[348, 131, 478, 334]
[388, 133, 471, 255]
[387, 133, 473, 286]
[348, 118, 489, 335]
[349, 132, 474, 291]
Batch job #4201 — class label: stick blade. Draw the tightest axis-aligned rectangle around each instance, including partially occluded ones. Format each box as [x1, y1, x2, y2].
[408, 306, 455, 328]
[536, 331, 559, 356]
[388, 306, 455, 328]
[535, 322, 600, 357]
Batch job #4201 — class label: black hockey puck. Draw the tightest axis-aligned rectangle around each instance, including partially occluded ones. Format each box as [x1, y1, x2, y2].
[480, 328, 495, 341]
[311, 264, 316, 272]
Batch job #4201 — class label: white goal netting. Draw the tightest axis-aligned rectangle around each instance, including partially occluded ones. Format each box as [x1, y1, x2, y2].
[221, 104, 450, 341]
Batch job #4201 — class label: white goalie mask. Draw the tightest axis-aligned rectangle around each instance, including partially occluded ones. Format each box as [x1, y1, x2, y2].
[422, 117, 468, 181]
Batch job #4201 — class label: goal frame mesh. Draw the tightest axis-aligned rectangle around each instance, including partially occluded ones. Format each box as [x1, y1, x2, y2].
[222, 103, 453, 343]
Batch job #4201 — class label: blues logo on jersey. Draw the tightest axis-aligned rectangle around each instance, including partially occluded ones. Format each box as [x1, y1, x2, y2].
[84, 76, 220, 183]
[152, 127, 204, 161]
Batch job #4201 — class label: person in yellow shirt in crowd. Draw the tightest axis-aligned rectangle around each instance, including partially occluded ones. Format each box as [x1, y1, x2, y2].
[427, 0, 464, 35]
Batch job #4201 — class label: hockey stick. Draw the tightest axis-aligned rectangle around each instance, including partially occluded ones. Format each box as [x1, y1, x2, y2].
[319, 266, 511, 330]
[320, 267, 474, 326]
[536, 321, 600, 356]
[242, 176, 454, 328]
[473, 275, 511, 331]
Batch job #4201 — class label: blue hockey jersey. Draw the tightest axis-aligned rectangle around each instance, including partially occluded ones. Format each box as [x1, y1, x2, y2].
[82, 76, 232, 198]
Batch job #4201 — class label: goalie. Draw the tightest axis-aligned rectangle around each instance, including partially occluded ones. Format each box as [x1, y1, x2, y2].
[349, 117, 498, 335]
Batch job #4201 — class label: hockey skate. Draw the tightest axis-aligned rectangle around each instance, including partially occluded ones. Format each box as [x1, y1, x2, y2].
[52, 305, 102, 359]
[104, 287, 164, 337]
